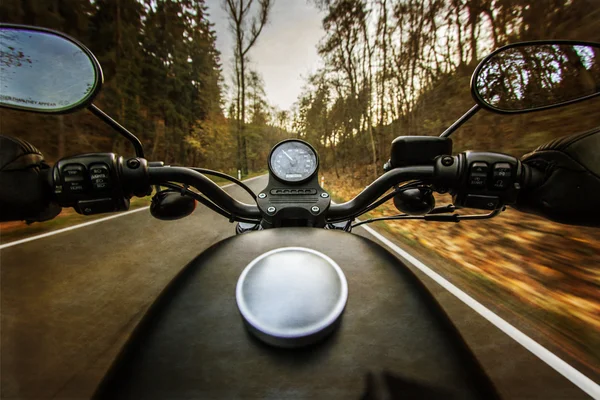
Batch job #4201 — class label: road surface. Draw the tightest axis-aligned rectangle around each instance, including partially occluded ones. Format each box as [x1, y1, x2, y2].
[0, 175, 594, 399]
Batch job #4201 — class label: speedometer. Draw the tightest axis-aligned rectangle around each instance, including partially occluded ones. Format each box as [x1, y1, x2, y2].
[269, 140, 318, 183]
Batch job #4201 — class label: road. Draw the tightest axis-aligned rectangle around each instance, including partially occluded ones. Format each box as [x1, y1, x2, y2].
[0, 175, 594, 399]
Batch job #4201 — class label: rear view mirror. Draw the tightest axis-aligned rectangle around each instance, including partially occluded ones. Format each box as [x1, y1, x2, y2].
[0, 24, 103, 113]
[472, 41, 600, 113]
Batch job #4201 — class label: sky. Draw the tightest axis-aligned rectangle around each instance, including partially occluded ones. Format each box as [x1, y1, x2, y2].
[204, 0, 326, 112]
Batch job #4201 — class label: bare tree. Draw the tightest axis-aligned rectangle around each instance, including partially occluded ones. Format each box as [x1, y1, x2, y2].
[224, 0, 273, 174]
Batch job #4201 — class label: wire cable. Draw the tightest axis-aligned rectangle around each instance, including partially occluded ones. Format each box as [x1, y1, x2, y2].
[190, 168, 257, 200]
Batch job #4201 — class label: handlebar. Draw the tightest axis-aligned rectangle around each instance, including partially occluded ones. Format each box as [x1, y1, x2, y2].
[48, 151, 544, 223]
[327, 166, 435, 219]
[148, 166, 261, 219]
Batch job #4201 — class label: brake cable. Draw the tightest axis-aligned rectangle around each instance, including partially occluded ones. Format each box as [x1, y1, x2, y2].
[190, 168, 257, 201]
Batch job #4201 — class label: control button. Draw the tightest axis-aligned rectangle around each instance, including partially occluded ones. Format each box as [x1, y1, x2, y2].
[62, 164, 86, 183]
[468, 162, 488, 189]
[89, 163, 110, 175]
[464, 195, 500, 210]
[491, 162, 512, 190]
[75, 198, 116, 215]
[93, 181, 110, 191]
[89, 163, 111, 191]
[470, 162, 488, 174]
[468, 173, 487, 188]
[67, 181, 85, 193]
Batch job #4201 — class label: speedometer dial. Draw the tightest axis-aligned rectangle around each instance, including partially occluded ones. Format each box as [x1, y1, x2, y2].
[269, 140, 318, 183]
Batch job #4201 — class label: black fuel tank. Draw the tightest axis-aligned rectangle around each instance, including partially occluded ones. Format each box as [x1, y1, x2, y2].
[94, 228, 498, 399]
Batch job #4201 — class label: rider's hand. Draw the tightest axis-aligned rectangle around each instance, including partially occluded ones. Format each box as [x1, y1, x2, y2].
[0, 135, 61, 223]
[513, 128, 600, 227]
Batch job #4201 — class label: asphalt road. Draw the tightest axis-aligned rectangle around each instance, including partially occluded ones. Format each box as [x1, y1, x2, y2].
[0, 175, 593, 399]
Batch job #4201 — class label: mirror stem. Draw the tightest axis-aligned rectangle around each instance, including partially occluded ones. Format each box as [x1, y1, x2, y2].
[439, 104, 481, 138]
[88, 104, 145, 158]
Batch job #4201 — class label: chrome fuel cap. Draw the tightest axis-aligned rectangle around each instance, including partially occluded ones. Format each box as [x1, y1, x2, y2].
[236, 247, 348, 348]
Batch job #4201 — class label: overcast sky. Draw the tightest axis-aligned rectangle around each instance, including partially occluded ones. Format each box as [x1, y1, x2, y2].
[204, 0, 325, 111]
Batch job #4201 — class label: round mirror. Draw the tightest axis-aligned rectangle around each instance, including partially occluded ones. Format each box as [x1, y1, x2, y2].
[472, 41, 600, 113]
[0, 24, 102, 113]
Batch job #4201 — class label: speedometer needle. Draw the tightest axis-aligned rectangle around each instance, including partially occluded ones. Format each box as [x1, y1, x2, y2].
[282, 150, 294, 162]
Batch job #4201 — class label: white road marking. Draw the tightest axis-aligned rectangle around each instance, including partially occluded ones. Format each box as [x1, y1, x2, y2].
[0, 175, 267, 250]
[0, 207, 150, 250]
[358, 223, 600, 399]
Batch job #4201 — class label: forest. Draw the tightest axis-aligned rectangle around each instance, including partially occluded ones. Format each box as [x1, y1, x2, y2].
[291, 0, 600, 181]
[0, 0, 287, 176]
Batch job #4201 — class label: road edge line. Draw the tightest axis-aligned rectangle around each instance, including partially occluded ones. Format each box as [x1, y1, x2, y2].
[359, 223, 600, 399]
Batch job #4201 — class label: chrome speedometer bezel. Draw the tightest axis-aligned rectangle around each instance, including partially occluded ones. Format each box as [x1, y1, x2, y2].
[268, 139, 319, 184]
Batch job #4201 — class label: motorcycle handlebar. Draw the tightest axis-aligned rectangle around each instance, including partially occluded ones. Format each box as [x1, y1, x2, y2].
[148, 166, 262, 219]
[148, 165, 436, 222]
[327, 166, 435, 219]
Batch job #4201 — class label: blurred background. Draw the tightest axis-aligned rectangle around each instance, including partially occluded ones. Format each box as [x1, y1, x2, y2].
[1, 0, 599, 389]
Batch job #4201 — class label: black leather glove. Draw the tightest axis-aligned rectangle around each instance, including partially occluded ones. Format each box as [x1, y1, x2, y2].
[0, 135, 61, 223]
[513, 127, 600, 227]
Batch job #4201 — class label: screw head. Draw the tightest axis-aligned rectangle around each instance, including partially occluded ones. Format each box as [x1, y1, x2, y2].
[320, 192, 329, 198]
[311, 206, 320, 213]
[127, 158, 141, 169]
[441, 156, 454, 167]
[258, 193, 267, 199]
[267, 206, 276, 213]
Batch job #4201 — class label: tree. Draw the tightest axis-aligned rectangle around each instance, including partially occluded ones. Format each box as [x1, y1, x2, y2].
[223, 0, 272, 174]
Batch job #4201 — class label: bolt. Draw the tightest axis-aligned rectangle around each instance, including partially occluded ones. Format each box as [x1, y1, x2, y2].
[127, 158, 141, 169]
[320, 192, 329, 198]
[441, 156, 454, 167]
[258, 193, 267, 199]
[311, 206, 320, 213]
[267, 206, 276, 213]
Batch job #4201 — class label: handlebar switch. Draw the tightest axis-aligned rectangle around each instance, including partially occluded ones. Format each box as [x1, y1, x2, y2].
[491, 162, 512, 190]
[52, 153, 133, 215]
[445, 151, 523, 210]
[468, 162, 488, 189]
[89, 163, 112, 191]
[61, 164, 87, 193]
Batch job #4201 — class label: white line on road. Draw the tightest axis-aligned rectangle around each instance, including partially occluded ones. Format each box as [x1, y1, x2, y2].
[359, 223, 600, 400]
[0, 175, 267, 250]
[0, 207, 150, 250]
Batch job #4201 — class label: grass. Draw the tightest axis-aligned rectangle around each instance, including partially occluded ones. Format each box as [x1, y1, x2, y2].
[0, 170, 267, 245]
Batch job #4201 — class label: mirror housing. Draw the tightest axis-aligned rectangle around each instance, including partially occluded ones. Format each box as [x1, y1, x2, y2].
[471, 40, 600, 114]
[0, 24, 103, 114]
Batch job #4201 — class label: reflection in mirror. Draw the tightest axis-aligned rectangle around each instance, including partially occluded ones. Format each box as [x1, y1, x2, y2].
[475, 43, 600, 112]
[0, 26, 100, 113]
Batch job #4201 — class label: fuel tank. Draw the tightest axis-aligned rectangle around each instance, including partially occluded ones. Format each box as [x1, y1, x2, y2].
[94, 228, 499, 399]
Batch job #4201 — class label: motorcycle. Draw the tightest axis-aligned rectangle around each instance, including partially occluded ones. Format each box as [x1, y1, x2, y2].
[1, 24, 599, 399]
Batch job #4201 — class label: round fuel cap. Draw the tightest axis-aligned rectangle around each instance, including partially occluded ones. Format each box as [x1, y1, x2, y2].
[236, 247, 348, 348]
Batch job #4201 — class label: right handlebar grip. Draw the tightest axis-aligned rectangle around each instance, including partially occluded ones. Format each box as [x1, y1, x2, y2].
[522, 164, 545, 190]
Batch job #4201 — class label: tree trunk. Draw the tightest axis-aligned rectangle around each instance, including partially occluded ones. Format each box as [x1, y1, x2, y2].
[240, 54, 248, 175]
[151, 118, 164, 160]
